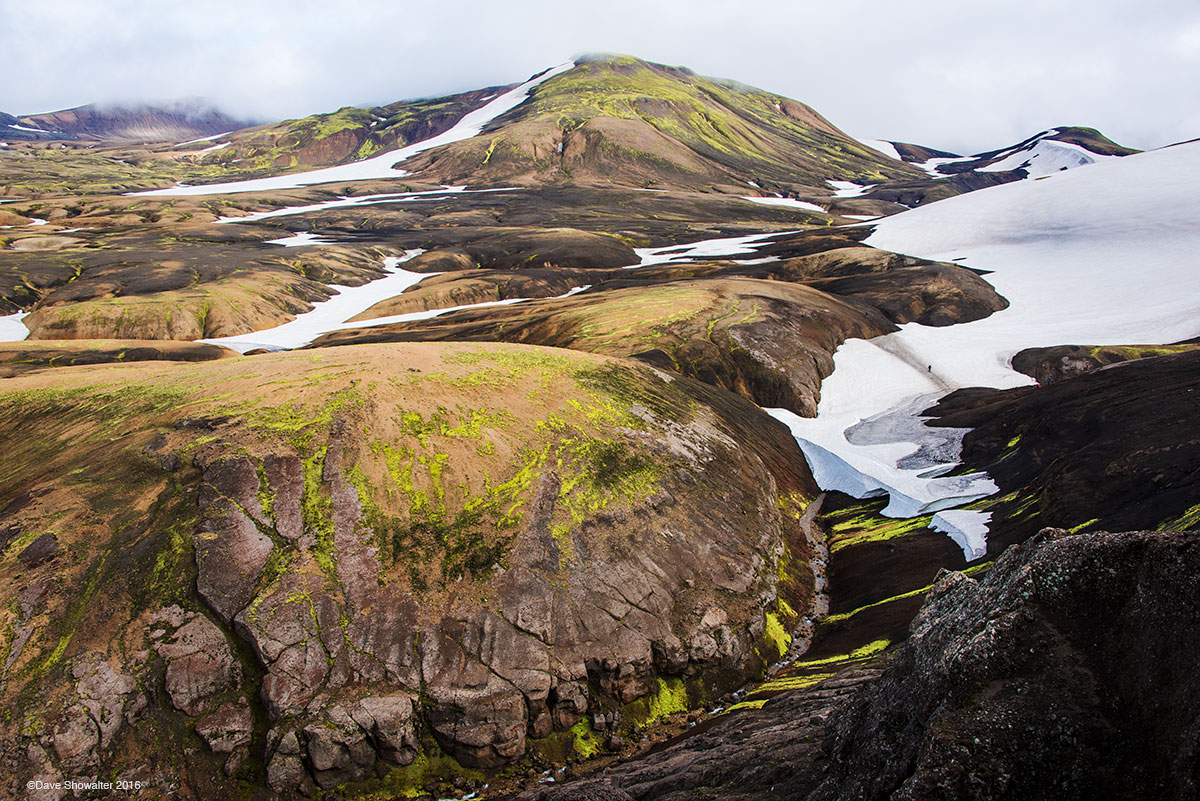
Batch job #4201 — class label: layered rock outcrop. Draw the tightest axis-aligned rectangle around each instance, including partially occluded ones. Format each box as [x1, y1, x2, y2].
[0, 343, 820, 797]
[525, 529, 1200, 801]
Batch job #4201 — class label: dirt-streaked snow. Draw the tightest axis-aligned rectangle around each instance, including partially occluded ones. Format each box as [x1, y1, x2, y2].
[135, 62, 574, 197]
[779, 140, 1200, 559]
[0, 312, 29, 342]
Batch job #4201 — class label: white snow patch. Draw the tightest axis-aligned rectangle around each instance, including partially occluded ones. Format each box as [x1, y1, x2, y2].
[215, 186, 517, 224]
[266, 231, 337, 247]
[0, 312, 30, 342]
[7, 124, 53, 134]
[826, 180, 875, 198]
[176, 131, 235, 146]
[931, 510, 991, 561]
[977, 138, 1116, 177]
[195, 141, 231, 155]
[631, 230, 799, 268]
[741, 196, 825, 213]
[27, 218, 47, 226]
[199, 250, 430, 352]
[915, 156, 972, 178]
[842, 215, 880, 221]
[779, 141, 1200, 559]
[858, 138, 903, 161]
[135, 62, 574, 197]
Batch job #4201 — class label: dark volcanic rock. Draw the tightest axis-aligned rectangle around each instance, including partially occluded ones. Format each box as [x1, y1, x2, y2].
[527, 529, 1200, 801]
[813, 528, 1200, 801]
[152, 612, 242, 717]
[928, 347, 1200, 539]
[517, 666, 882, 801]
[17, 533, 59, 566]
[1009, 340, 1200, 384]
[195, 701, 253, 753]
[195, 457, 275, 622]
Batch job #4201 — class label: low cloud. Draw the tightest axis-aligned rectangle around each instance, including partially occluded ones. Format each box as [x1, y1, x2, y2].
[1, 0, 1197, 151]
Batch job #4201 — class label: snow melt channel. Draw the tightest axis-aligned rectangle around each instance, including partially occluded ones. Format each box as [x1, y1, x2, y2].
[133, 62, 574, 197]
[776, 140, 1200, 560]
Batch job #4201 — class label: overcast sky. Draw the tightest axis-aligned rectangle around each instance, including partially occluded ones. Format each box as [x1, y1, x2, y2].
[2, 0, 1198, 153]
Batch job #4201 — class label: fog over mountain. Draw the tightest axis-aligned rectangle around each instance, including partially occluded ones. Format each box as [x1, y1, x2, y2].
[2, 0, 1198, 153]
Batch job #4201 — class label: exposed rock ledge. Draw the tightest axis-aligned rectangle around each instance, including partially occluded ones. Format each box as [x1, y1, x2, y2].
[523, 528, 1200, 801]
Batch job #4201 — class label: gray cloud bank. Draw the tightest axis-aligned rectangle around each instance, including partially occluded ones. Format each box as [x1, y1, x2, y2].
[2, 0, 1198, 153]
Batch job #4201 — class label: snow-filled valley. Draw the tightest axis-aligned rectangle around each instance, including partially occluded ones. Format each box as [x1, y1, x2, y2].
[774, 140, 1200, 559]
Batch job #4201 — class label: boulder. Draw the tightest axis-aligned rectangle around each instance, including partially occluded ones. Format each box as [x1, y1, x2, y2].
[17, 533, 59, 567]
[352, 694, 418, 766]
[195, 701, 253, 753]
[153, 614, 241, 717]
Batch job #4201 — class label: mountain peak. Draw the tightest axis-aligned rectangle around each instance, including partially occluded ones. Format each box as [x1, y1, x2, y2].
[13, 101, 255, 143]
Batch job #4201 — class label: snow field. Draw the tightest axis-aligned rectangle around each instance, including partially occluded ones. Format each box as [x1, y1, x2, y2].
[781, 141, 1200, 558]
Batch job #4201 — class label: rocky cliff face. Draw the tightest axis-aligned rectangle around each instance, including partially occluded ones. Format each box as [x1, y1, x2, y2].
[0, 342, 822, 798]
[814, 528, 1200, 801]
[519, 528, 1200, 801]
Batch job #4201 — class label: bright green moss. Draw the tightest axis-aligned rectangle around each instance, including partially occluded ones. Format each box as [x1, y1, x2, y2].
[301, 448, 337, 580]
[721, 698, 768, 714]
[621, 676, 690, 728]
[1159, 502, 1200, 531]
[246, 386, 366, 452]
[790, 639, 891, 670]
[762, 612, 791, 659]
[570, 719, 601, 758]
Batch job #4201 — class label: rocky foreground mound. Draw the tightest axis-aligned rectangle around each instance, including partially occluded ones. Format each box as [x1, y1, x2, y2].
[0, 342, 820, 798]
[521, 528, 1200, 801]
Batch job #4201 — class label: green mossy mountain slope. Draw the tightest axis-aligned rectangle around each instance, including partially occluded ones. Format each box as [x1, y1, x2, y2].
[406, 55, 925, 191]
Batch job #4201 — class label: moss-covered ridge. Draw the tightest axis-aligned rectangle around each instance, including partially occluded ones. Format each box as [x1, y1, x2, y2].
[403, 55, 925, 192]
[0, 341, 819, 797]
